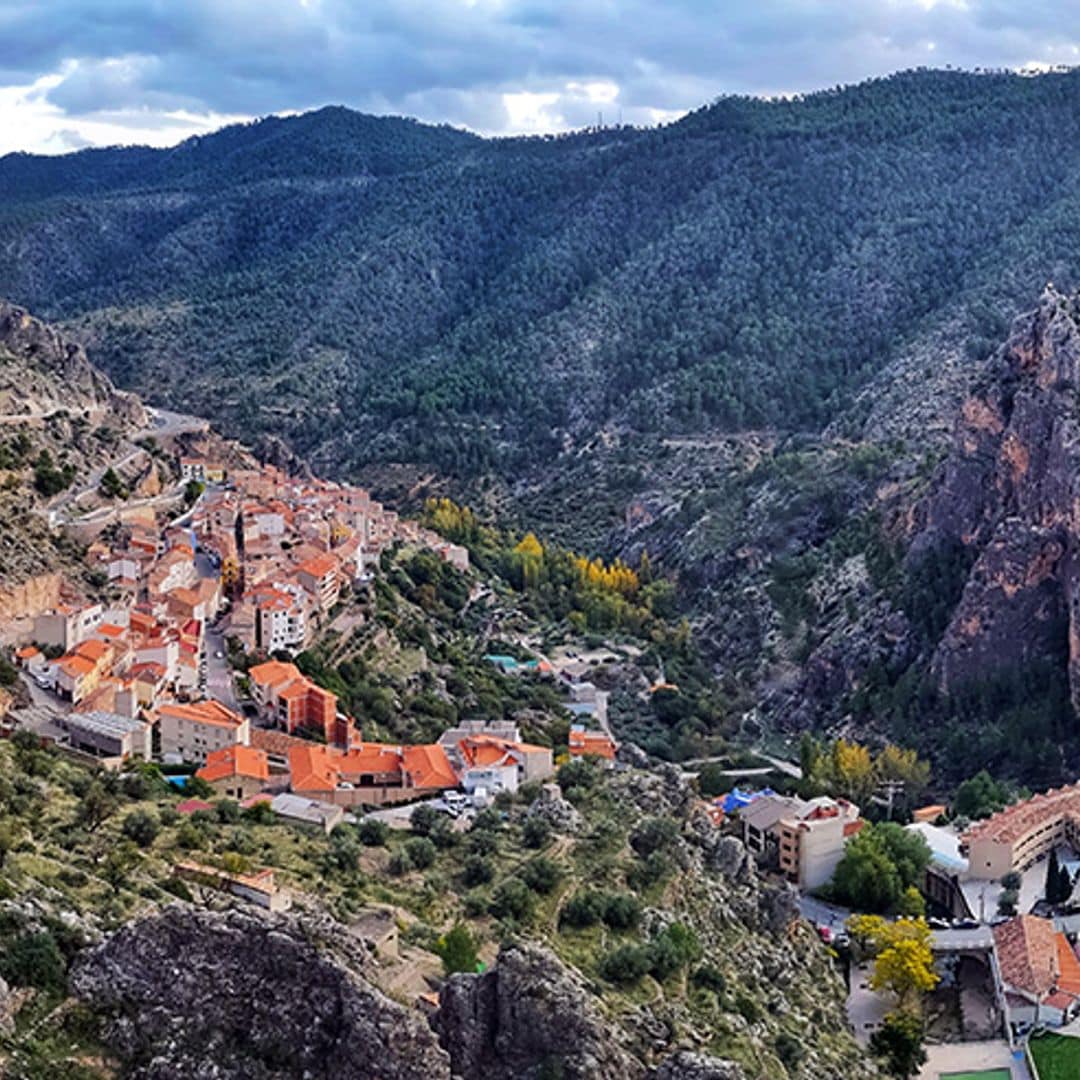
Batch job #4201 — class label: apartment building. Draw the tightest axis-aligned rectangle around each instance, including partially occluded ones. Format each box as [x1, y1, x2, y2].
[248, 660, 337, 741]
[156, 700, 250, 765]
[295, 553, 340, 613]
[962, 784, 1080, 879]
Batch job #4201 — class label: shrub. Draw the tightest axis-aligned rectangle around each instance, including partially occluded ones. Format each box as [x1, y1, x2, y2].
[600, 943, 653, 984]
[462, 855, 494, 887]
[627, 851, 672, 892]
[601, 892, 641, 930]
[521, 857, 562, 895]
[215, 799, 240, 824]
[410, 804, 441, 836]
[388, 850, 413, 875]
[648, 923, 701, 980]
[437, 923, 479, 976]
[0, 931, 66, 993]
[404, 837, 437, 870]
[692, 964, 727, 994]
[560, 891, 605, 928]
[121, 809, 160, 849]
[490, 877, 533, 921]
[522, 816, 552, 849]
[629, 817, 679, 858]
[556, 758, 597, 793]
[468, 829, 500, 856]
[357, 818, 390, 846]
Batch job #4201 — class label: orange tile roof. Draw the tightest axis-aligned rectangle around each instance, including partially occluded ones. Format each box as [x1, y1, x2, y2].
[74, 638, 109, 662]
[197, 745, 270, 785]
[156, 700, 245, 730]
[993, 915, 1058, 1000]
[296, 553, 338, 578]
[964, 783, 1080, 847]
[1056, 933, 1080, 997]
[96, 623, 125, 638]
[288, 745, 338, 794]
[402, 744, 458, 789]
[249, 659, 302, 688]
[568, 729, 617, 759]
[250, 727, 313, 757]
[59, 655, 95, 677]
[15, 645, 39, 660]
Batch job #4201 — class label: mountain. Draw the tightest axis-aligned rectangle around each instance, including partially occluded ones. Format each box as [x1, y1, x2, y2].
[3, 69, 1080, 479]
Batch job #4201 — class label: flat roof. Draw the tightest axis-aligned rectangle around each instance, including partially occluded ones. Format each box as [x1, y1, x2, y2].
[68, 711, 148, 739]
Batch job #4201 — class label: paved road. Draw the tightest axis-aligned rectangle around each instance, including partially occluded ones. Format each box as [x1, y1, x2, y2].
[204, 625, 239, 711]
[798, 894, 851, 929]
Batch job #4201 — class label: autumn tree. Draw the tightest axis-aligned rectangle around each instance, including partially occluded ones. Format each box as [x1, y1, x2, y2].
[848, 917, 939, 1008]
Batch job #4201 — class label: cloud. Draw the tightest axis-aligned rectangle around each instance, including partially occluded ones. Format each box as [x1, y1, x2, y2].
[0, 0, 1076, 154]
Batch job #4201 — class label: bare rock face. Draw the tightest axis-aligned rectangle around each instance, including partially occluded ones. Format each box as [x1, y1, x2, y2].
[70, 906, 451, 1080]
[438, 942, 646, 1080]
[0, 299, 146, 426]
[526, 783, 583, 834]
[915, 287, 1080, 707]
[650, 1052, 748, 1080]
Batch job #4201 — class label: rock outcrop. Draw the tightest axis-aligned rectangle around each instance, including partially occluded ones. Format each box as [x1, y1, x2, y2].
[71, 906, 451, 1080]
[914, 286, 1080, 706]
[0, 300, 145, 426]
[438, 941, 646, 1080]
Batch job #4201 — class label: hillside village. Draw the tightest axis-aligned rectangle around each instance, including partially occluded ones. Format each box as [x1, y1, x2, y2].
[4, 454, 619, 825]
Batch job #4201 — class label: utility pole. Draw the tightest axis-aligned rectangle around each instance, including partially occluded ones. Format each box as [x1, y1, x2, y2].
[872, 779, 905, 820]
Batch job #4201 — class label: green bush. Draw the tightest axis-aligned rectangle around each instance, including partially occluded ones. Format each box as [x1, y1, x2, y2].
[559, 890, 605, 928]
[461, 855, 494, 887]
[357, 818, 390, 846]
[0, 931, 66, 993]
[600, 943, 653, 984]
[521, 856, 562, 895]
[121, 809, 160, 849]
[490, 877, 533, 921]
[522, 816, 552, 849]
[404, 837, 437, 870]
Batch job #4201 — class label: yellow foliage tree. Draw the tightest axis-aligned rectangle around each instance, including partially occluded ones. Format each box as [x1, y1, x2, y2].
[832, 738, 875, 802]
[875, 743, 931, 797]
[849, 917, 939, 1007]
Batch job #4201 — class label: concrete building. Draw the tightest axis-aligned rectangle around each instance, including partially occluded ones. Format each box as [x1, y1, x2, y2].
[173, 859, 290, 912]
[962, 783, 1080, 879]
[269, 792, 345, 834]
[64, 710, 152, 761]
[777, 798, 864, 891]
[156, 700, 250, 765]
[34, 602, 103, 651]
[196, 745, 270, 800]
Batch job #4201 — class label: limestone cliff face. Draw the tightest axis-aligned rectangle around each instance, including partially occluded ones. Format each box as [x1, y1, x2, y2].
[71, 907, 452, 1080]
[0, 300, 146, 426]
[915, 287, 1080, 705]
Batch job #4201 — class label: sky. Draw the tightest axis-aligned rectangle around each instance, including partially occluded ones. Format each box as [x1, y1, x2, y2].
[0, 0, 1077, 155]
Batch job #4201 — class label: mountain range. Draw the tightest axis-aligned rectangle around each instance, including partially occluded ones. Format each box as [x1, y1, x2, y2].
[3, 67, 1080, 481]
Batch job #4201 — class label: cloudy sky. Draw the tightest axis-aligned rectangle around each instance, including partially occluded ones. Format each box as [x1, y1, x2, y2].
[0, 0, 1077, 155]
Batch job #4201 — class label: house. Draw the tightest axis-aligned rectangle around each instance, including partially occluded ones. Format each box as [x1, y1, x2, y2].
[249, 583, 310, 652]
[294, 553, 340, 613]
[962, 783, 1080, 878]
[269, 792, 345, 834]
[993, 914, 1080, 1028]
[568, 726, 618, 764]
[172, 859, 290, 912]
[196, 745, 271, 800]
[64, 710, 152, 761]
[777, 798, 864, 891]
[737, 792, 862, 890]
[248, 659, 337, 741]
[34, 602, 103, 651]
[454, 734, 555, 794]
[54, 638, 114, 703]
[156, 699, 250, 765]
[288, 741, 459, 807]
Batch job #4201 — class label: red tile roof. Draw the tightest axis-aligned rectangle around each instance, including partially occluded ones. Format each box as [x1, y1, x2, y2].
[197, 745, 269, 785]
[993, 915, 1058, 1000]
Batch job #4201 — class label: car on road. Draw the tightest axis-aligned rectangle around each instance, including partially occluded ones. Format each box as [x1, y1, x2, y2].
[214, 650, 224, 659]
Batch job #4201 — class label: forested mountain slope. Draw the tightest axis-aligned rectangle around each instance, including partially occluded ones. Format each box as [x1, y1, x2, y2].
[3, 68, 1080, 476]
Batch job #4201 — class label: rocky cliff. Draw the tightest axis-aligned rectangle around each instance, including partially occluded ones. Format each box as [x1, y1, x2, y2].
[0, 300, 145, 427]
[914, 286, 1080, 708]
[71, 907, 452, 1080]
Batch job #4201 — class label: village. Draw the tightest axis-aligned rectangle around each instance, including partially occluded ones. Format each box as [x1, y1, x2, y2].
[3, 453, 618, 841]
